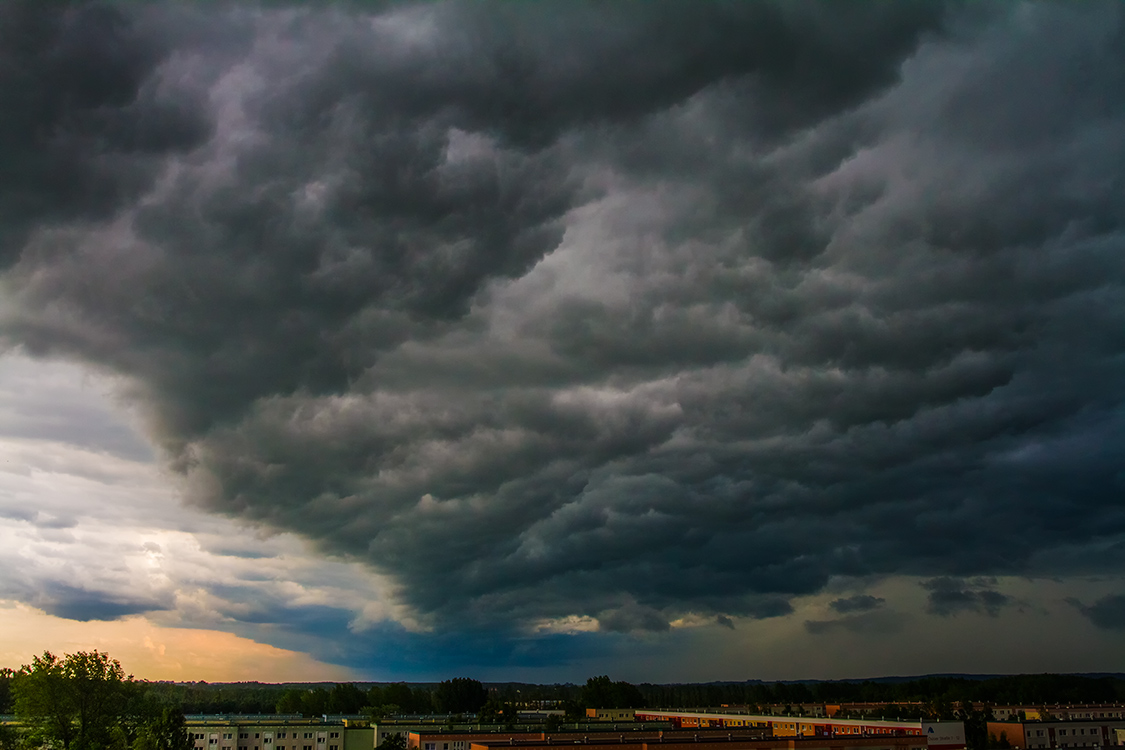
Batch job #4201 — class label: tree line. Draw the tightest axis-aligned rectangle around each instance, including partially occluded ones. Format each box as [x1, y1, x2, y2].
[272, 678, 490, 717]
[3, 656, 1123, 727]
[634, 673, 1125, 709]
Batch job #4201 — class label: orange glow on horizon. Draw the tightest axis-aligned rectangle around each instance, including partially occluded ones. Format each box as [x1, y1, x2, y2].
[0, 601, 355, 682]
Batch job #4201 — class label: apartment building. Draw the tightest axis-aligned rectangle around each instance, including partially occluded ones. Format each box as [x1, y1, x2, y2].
[466, 735, 928, 750]
[993, 708, 1125, 723]
[409, 728, 769, 750]
[635, 710, 926, 738]
[185, 717, 373, 750]
[987, 720, 1125, 749]
[587, 709, 640, 722]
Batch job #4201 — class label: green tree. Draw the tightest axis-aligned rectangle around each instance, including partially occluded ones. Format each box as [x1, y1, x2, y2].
[326, 684, 366, 715]
[376, 735, 405, 750]
[14, 651, 80, 750]
[579, 676, 644, 710]
[276, 690, 303, 715]
[479, 697, 515, 727]
[301, 688, 329, 717]
[365, 704, 399, 721]
[13, 650, 133, 750]
[433, 679, 487, 714]
[132, 708, 193, 750]
[0, 668, 13, 714]
[382, 684, 422, 715]
[958, 702, 990, 750]
[0, 723, 22, 750]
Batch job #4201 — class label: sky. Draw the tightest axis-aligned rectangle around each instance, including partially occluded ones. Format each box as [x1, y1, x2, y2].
[2, 0, 1125, 683]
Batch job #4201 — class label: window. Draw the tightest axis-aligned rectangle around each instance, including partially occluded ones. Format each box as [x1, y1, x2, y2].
[255, 736, 260, 740]
[210, 741, 217, 745]
[317, 739, 325, 745]
[279, 735, 287, 740]
[265, 740, 272, 745]
[304, 735, 313, 740]
[330, 734, 339, 740]
[225, 735, 233, 741]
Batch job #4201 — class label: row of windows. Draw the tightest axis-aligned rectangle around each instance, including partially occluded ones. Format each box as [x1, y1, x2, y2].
[249, 743, 327, 749]
[194, 731, 344, 747]
[195, 733, 329, 742]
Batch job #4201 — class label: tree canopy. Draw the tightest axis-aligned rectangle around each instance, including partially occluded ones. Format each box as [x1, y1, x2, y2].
[580, 676, 645, 709]
[13, 651, 133, 750]
[11, 650, 189, 750]
[132, 708, 194, 750]
[433, 678, 487, 714]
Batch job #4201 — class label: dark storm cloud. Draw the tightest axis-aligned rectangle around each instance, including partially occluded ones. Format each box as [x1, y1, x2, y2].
[597, 603, 672, 634]
[29, 582, 170, 622]
[829, 595, 885, 614]
[922, 578, 1013, 618]
[0, 1, 215, 265]
[1070, 594, 1125, 630]
[2, 0, 1125, 646]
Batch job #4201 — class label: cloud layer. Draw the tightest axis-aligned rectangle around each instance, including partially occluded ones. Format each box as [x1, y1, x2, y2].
[2, 0, 1125, 648]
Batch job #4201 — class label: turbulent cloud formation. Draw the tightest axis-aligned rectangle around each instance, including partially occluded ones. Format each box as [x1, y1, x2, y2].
[805, 593, 900, 635]
[1070, 594, 1125, 630]
[2, 0, 1125, 650]
[922, 578, 1013, 618]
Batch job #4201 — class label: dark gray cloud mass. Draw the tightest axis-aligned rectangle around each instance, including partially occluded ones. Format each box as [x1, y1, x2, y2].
[34, 582, 172, 622]
[2, 0, 1125, 640]
[830, 595, 886, 615]
[1070, 594, 1125, 630]
[921, 577, 1013, 618]
[0, 574, 172, 623]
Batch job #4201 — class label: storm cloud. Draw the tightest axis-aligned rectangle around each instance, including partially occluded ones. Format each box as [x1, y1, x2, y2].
[1071, 594, 1125, 630]
[2, 0, 1125, 645]
[829, 596, 886, 615]
[921, 577, 1014, 618]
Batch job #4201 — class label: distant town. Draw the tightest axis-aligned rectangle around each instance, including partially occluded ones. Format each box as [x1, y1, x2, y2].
[3, 654, 1124, 750]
